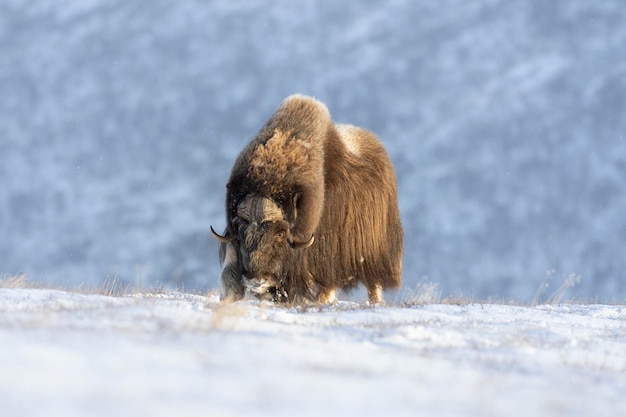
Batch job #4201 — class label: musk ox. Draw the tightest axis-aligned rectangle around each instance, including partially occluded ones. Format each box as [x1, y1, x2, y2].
[211, 94, 403, 304]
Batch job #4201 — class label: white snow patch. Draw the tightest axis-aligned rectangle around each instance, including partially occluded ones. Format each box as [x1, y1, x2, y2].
[1, 289, 625, 417]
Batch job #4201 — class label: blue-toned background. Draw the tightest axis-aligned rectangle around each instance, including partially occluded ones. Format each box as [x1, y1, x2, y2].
[2, 1, 625, 301]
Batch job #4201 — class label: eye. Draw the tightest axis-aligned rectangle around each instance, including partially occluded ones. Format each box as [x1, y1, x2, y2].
[275, 230, 286, 242]
[234, 217, 248, 231]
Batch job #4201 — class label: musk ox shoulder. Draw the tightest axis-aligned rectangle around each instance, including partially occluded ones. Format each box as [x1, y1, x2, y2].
[212, 94, 403, 304]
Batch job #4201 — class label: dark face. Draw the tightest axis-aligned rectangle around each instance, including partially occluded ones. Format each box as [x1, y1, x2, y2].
[234, 217, 294, 302]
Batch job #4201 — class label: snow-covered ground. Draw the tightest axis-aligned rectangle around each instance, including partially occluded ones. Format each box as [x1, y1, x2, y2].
[1, 288, 624, 417]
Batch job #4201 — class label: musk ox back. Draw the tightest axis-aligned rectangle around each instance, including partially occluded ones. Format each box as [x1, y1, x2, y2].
[212, 94, 403, 304]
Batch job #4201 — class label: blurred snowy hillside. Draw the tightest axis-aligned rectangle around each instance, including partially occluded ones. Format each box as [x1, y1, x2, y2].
[2, 0, 625, 301]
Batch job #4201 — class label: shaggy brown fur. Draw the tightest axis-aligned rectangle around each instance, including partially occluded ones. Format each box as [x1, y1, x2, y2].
[213, 94, 403, 304]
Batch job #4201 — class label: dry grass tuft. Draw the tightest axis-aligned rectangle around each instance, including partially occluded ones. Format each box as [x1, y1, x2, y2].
[397, 277, 442, 306]
[0, 274, 30, 289]
[0, 274, 172, 298]
[531, 270, 582, 305]
[73, 275, 165, 297]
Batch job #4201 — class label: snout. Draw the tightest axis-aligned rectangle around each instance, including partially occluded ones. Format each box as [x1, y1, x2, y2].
[243, 273, 279, 299]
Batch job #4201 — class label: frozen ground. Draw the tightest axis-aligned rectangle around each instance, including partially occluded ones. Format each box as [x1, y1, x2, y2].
[1, 288, 624, 417]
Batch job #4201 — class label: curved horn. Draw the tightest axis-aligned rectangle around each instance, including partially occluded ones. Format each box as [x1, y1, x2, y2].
[289, 234, 315, 249]
[211, 225, 236, 243]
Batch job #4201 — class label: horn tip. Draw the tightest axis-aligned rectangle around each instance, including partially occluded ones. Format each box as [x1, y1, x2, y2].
[211, 225, 236, 243]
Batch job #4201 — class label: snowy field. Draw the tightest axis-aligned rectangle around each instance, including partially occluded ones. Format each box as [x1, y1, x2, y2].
[1, 287, 624, 417]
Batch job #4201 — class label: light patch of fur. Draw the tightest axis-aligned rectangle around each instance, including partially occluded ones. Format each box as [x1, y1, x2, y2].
[244, 276, 286, 302]
[249, 130, 311, 195]
[244, 278, 274, 295]
[219, 243, 241, 302]
[223, 242, 237, 266]
[336, 124, 362, 156]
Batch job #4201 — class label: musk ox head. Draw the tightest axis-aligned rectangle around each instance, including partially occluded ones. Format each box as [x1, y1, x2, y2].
[211, 194, 314, 302]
